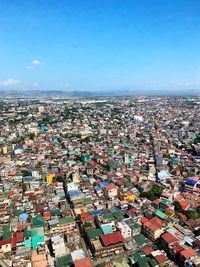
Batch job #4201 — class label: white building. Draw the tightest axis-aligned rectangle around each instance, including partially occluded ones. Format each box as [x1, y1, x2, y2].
[116, 222, 132, 239]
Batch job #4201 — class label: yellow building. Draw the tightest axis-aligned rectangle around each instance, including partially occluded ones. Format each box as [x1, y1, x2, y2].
[46, 173, 55, 184]
[119, 192, 136, 202]
[2, 146, 8, 154]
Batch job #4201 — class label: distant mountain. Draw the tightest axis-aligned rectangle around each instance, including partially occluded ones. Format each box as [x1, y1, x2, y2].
[0, 89, 66, 96]
[0, 88, 200, 97]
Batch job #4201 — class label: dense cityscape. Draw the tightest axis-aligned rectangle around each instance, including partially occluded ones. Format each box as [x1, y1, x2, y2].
[0, 96, 199, 267]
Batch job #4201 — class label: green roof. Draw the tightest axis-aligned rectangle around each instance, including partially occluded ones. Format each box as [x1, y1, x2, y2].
[83, 197, 92, 205]
[113, 211, 124, 221]
[132, 223, 141, 229]
[134, 234, 148, 246]
[31, 227, 44, 237]
[56, 254, 72, 267]
[3, 231, 12, 240]
[24, 226, 31, 238]
[148, 258, 158, 267]
[138, 261, 150, 267]
[2, 225, 10, 233]
[59, 216, 74, 225]
[132, 251, 146, 262]
[82, 177, 89, 182]
[160, 199, 169, 205]
[51, 209, 62, 217]
[87, 228, 103, 240]
[125, 181, 132, 187]
[155, 209, 166, 219]
[15, 209, 24, 216]
[32, 215, 45, 227]
[102, 213, 114, 220]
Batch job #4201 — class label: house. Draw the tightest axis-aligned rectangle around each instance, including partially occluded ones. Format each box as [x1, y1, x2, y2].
[58, 216, 76, 234]
[160, 232, 179, 254]
[131, 223, 142, 237]
[31, 227, 45, 250]
[51, 235, 66, 258]
[103, 184, 118, 199]
[74, 257, 93, 267]
[142, 217, 164, 240]
[49, 219, 59, 235]
[119, 191, 136, 202]
[31, 250, 48, 267]
[90, 231, 124, 258]
[116, 222, 132, 239]
[180, 247, 197, 267]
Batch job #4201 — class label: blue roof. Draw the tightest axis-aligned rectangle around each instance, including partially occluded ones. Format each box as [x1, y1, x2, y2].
[68, 189, 82, 198]
[40, 125, 48, 131]
[23, 176, 32, 179]
[95, 186, 102, 191]
[101, 224, 113, 234]
[100, 182, 109, 187]
[19, 213, 28, 221]
[186, 179, 197, 185]
[90, 209, 104, 215]
[15, 146, 23, 149]
[44, 207, 51, 212]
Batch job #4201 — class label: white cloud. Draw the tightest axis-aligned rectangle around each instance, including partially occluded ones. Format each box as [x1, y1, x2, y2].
[26, 59, 42, 69]
[1, 78, 20, 87]
[31, 59, 41, 65]
[32, 82, 39, 87]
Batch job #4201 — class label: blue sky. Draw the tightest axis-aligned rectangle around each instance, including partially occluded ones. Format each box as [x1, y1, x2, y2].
[1, 0, 200, 91]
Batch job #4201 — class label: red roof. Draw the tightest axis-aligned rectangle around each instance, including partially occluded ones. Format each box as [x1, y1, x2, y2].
[17, 223, 31, 231]
[87, 159, 101, 168]
[80, 212, 90, 219]
[165, 208, 174, 215]
[116, 179, 125, 186]
[100, 231, 124, 246]
[23, 192, 34, 197]
[172, 244, 184, 254]
[155, 254, 168, 264]
[16, 232, 24, 243]
[37, 205, 45, 212]
[9, 189, 14, 197]
[74, 257, 93, 267]
[105, 184, 117, 191]
[152, 199, 160, 205]
[179, 201, 189, 210]
[127, 207, 137, 214]
[12, 231, 24, 244]
[81, 215, 94, 223]
[144, 217, 163, 231]
[143, 246, 154, 256]
[178, 213, 187, 221]
[140, 217, 149, 224]
[43, 211, 51, 220]
[180, 248, 197, 259]
[161, 232, 179, 244]
[0, 239, 12, 247]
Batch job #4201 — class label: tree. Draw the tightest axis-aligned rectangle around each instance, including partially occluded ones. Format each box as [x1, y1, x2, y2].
[28, 133, 35, 140]
[184, 210, 198, 220]
[140, 185, 164, 201]
[174, 200, 199, 220]
[174, 200, 182, 212]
